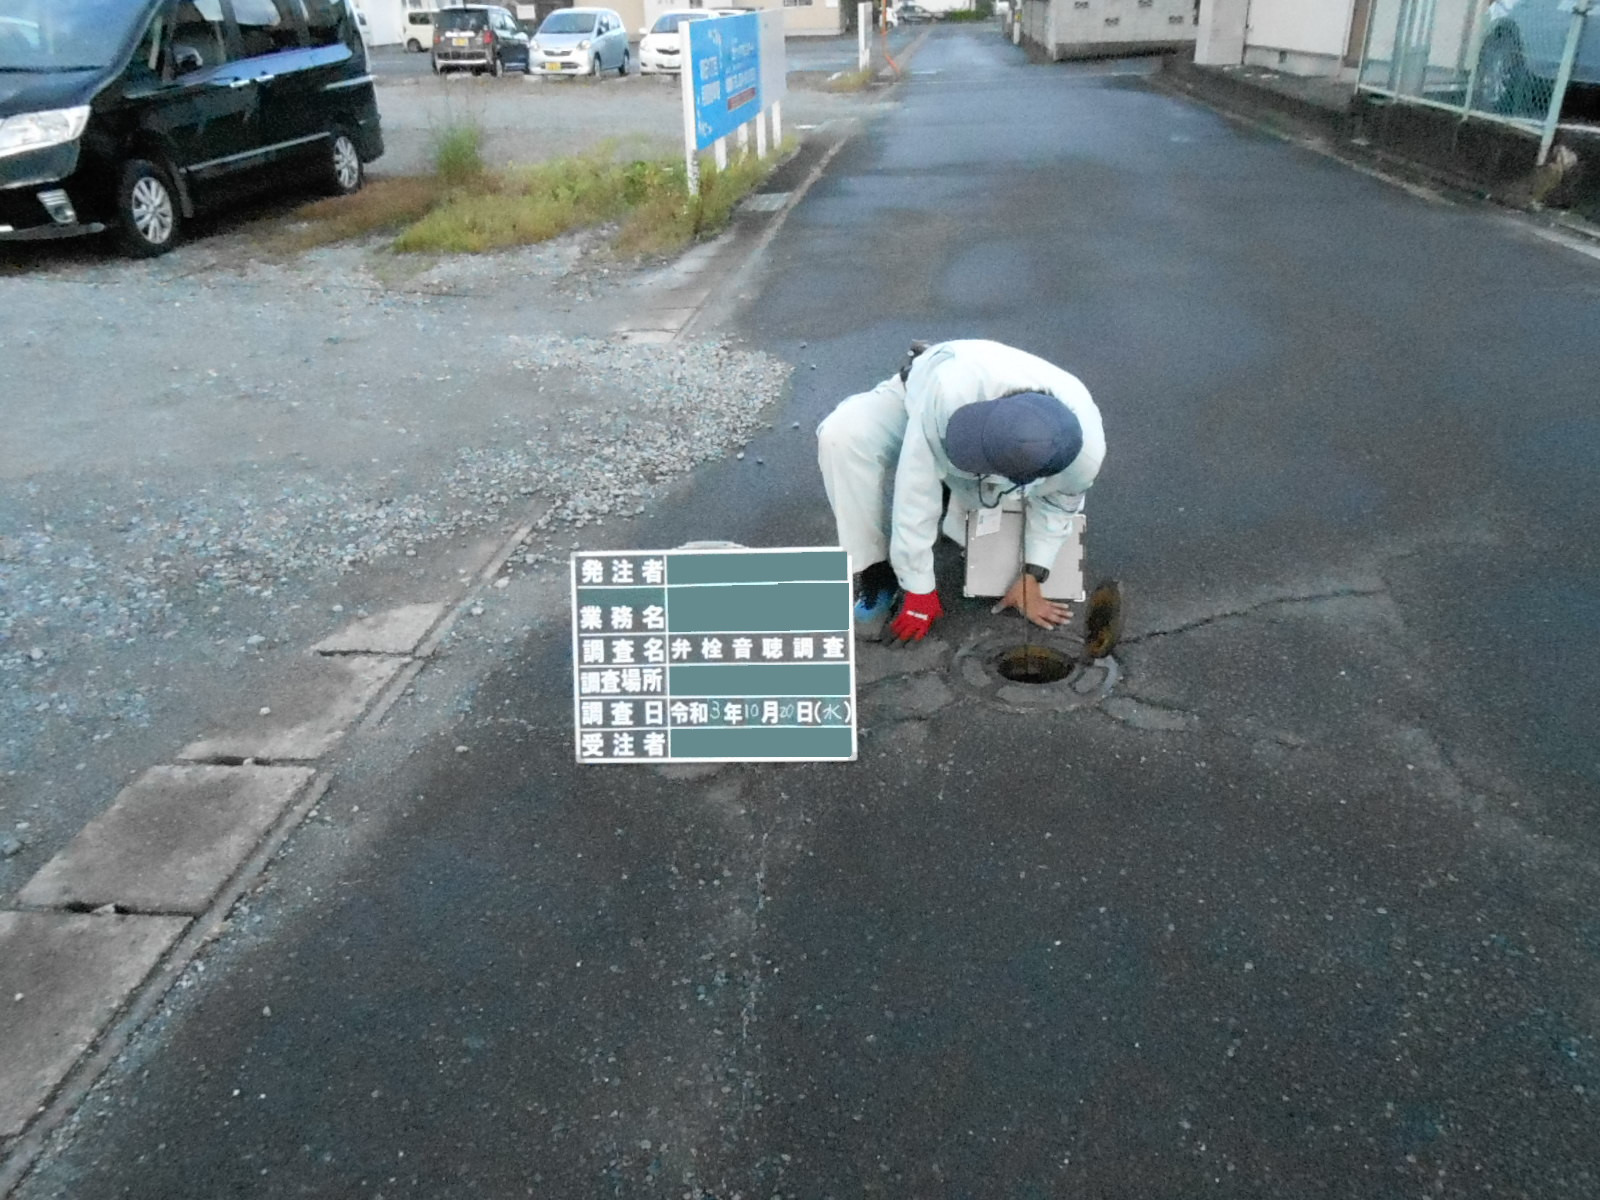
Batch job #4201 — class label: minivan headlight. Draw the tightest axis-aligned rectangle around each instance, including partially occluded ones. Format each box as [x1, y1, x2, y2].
[578, 38, 591, 48]
[0, 106, 91, 161]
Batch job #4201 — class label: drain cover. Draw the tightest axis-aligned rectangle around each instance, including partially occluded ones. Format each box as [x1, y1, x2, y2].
[742, 192, 790, 212]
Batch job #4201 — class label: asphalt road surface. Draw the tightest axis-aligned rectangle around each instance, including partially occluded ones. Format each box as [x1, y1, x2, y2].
[15, 28, 1600, 1200]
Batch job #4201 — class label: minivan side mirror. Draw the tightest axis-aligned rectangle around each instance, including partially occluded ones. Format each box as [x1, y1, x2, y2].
[171, 44, 205, 75]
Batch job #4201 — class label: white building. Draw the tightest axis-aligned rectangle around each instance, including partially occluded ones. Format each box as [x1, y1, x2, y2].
[1196, 0, 1370, 78]
[1017, 0, 1196, 63]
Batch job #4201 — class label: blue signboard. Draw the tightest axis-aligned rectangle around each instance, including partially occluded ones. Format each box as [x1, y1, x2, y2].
[687, 13, 761, 151]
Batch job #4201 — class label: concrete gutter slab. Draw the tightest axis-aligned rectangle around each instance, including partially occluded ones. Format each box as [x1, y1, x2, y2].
[0, 912, 186, 1138]
[311, 602, 447, 655]
[611, 308, 699, 335]
[17, 765, 317, 915]
[177, 654, 403, 763]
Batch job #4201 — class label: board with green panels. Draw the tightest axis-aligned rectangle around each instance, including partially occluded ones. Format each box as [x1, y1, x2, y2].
[570, 548, 857, 763]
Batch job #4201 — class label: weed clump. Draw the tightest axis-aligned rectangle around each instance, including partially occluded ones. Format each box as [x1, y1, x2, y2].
[431, 122, 487, 188]
[289, 132, 795, 259]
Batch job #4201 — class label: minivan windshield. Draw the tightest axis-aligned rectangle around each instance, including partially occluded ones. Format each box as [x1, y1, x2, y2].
[540, 11, 598, 34]
[650, 12, 708, 34]
[435, 8, 489, 32]
[0, 0, 139, 71]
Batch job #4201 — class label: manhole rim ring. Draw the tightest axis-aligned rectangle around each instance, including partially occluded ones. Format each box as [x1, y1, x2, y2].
[951, 628, 1120, 710]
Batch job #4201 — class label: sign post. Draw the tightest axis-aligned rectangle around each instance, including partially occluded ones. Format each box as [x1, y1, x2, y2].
[678, 23, 700, 195]
[760, 8, 786, 151]
[679, 11, 786, 193]
[571, 548, 858, 763]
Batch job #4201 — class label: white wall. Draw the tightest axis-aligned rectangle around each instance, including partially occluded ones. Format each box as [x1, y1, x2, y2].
[1196, 0, 1362, 76]
[356, 0, 402, 46]
[1244, 0, 1352, 58]
[1196, 0, 1247, 64]
[1027, 0, 1195, 59]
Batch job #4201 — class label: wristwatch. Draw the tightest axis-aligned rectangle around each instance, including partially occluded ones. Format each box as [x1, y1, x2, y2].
[1024, 563, 1050, 584]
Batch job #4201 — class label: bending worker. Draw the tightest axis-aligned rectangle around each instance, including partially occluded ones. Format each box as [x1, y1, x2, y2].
[817, 338, 1104, 643]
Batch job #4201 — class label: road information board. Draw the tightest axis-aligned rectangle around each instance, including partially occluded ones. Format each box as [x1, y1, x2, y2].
[570, 548, 857, 764]
[687, 12, 761, 150]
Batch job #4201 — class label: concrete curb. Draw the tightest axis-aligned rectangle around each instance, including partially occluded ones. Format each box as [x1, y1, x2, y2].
[0, 776, 331, 1197]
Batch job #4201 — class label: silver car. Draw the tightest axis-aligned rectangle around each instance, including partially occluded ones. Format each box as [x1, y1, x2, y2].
[531, 7, 630, 78]
[1476, 0, 1600, 112]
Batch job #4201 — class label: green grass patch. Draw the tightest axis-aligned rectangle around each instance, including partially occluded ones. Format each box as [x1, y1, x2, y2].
[394, 142, 791, 258]
[615, 151, 777, 257]
[431, 121, 487, 187]
[277, 175, 444, 251]
[283, 122, 794, 259]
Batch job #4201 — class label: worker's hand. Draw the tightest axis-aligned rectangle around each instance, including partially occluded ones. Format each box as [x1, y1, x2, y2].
[993, 573, 1072, 630]
[886, 590, 944, 643]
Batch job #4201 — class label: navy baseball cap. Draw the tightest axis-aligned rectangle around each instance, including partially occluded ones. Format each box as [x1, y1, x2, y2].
[942, 392, 1082, 484]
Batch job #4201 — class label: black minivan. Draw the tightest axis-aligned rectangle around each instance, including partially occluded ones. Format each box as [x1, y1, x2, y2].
[0, 0, 383, 256]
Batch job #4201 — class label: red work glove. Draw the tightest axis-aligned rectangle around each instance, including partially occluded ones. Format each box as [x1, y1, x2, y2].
[887, 590, 944, 643]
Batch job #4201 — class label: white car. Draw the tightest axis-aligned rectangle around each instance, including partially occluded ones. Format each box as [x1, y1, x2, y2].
[637, 9, 712, 75]
[531, 7, 631, 77]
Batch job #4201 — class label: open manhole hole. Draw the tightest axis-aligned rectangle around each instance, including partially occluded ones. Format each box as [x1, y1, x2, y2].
[953, 629, 1119, 712]
[995, 644, 1072, 685]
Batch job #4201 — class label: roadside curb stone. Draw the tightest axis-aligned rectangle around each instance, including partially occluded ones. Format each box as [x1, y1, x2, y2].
[177, 655, 404, 763]
[311, 602, 448, 656]
[17, 765, 317, 916]
[0, 913, 187, 1139]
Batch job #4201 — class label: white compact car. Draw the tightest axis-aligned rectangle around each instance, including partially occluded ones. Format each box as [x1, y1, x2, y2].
[531, 7, 630, 77]
[637, 9, 712, 75]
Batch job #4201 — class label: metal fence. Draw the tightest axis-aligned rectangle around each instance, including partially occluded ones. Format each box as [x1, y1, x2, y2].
[1357, 0, 1596, 164]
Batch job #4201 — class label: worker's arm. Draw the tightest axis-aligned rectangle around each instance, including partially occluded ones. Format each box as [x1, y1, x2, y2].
[1020, 485, 1085, 573]
[989, 488, 1083, 630]
[886, 409, 945, 596]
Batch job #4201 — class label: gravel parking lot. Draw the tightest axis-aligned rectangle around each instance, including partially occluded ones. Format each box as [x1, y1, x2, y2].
[0, 59, 888, 893]
[368, 39, 894, 174]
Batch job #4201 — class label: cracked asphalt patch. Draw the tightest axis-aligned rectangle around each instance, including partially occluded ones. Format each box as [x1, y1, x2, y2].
[855, 569, 1444, 758]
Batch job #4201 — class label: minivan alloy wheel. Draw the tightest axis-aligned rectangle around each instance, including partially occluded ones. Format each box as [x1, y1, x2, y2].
[115, 160, 179, 257]
[330, 133, 362, 194]
[131, 178, 173, 242]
